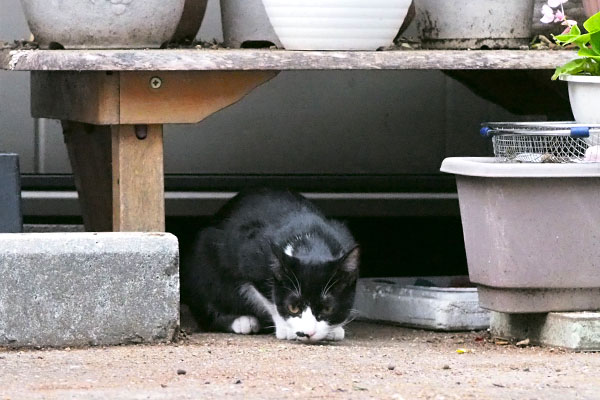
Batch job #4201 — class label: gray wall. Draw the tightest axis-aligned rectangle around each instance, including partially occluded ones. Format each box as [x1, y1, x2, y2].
[1, 0, 521, 177]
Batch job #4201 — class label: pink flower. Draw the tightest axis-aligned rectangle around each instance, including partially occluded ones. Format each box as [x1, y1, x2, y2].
[548, 0, 568, 7]
[554, 9, 566, 22]
[541, 4, 556, 23]
[540, 0, 571, 24]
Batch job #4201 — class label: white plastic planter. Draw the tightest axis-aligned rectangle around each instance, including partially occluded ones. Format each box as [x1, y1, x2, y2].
[414, 0, 535, 49]
[261, 0, 413, 50]
[19, 0, 194, 49]
[560, 75, 600, 124]
[441, 157, 600, 313]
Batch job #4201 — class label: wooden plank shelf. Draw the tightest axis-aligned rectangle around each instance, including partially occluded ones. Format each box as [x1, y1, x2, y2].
[0, 44, 577, 232]
[1, 48, 576, 71]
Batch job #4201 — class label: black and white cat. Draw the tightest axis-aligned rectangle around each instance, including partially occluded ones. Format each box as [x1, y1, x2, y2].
[181, 188, 359, 342]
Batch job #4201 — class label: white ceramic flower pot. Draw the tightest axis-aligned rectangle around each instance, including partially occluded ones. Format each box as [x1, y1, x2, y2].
[560, 75, 600, 124]
[19, 0, 190, 49]
[415, 0, 535, 49]
[261, 0, 413, 50]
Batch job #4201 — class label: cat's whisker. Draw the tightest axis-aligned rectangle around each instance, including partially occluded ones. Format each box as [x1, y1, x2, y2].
[332, 314, 358, 330]
[282, 271, 301, 296]
[288, 269, 302, 297]
[321, 274, 336, 297]
[322, 278, 339, 298]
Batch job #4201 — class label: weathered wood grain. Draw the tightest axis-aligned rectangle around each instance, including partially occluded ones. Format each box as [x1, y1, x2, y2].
[30, 70, 277, 124]
[0, 48, 577, 71]
[119, 71, 278, 124]
[62, 121, 113, 232]
[32, 72, 120, 124]
[112, 124, 165, 232]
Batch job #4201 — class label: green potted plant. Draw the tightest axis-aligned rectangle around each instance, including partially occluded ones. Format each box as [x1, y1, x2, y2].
[547, 2, 600, 122]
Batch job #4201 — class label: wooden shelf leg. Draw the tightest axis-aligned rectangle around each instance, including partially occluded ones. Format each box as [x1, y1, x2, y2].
[63, 121, 113, 232]
[111, 124, 165, 232]
[63, 122, 165, 232]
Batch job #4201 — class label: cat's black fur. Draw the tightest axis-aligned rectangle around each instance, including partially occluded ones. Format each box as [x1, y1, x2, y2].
[181, 188, 359, 340]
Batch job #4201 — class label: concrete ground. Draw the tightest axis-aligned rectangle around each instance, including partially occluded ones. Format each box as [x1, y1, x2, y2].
[1, 322, 599, 400]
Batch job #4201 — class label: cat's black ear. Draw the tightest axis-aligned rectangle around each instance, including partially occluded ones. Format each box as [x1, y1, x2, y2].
[339, 246, 360, 275]
[269, 243, 289, 281]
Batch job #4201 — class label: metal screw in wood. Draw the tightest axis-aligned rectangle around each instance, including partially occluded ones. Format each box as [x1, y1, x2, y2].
[134, 125, 148, 140]
[149, 76, 162, 89]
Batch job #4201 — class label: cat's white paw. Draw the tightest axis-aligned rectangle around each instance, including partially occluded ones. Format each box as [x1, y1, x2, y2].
[327, 326, 345, 341]
[275, 324, 297, 340]
[231, 316, 260, 334]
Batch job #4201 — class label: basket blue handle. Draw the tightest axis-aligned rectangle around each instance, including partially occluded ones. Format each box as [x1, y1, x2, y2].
[570, 126, 590, 138]
[480, 125, 590, 138]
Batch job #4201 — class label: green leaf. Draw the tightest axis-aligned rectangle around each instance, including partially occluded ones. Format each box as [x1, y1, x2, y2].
[571, 24, 582, 36]
[577, 48, 600, 58]
[591, 32, 600, 54]
[574, 33, 592, 48]
[554, 32, 591, 49]
[551, 58, 588, 80]
[584, 12, 600, 34]
[553, 34, 575, 43]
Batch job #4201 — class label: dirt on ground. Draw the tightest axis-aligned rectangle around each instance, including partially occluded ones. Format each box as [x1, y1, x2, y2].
[0, 322, 599, 400]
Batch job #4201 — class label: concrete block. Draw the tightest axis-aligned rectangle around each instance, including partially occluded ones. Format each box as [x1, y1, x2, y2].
[354, 277, 490, 331]
[491, 311, 600, 351]
[0, 232, 179, 348]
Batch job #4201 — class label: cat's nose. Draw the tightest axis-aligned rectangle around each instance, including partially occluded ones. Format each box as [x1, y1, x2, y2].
[296, 330, 316, 338]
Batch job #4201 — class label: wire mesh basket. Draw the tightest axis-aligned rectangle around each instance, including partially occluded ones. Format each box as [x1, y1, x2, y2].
[481, 122, 600, 163]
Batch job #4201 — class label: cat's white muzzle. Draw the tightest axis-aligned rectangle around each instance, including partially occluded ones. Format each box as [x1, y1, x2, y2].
[284, 307, 332, 342]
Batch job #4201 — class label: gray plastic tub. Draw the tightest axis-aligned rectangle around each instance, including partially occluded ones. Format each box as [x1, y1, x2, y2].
[353, 276, 490, 331]
[441, 157, 600, 313]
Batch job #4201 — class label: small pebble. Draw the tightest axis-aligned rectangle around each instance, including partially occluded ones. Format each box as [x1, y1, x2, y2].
[177, 369, 187, 375]
[387, 365, 395, 371]
[523, 367, 530, 372]
[443, 365, 451, 370]
[161, 384, 167, 388]
[235, 379, 242, 384]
